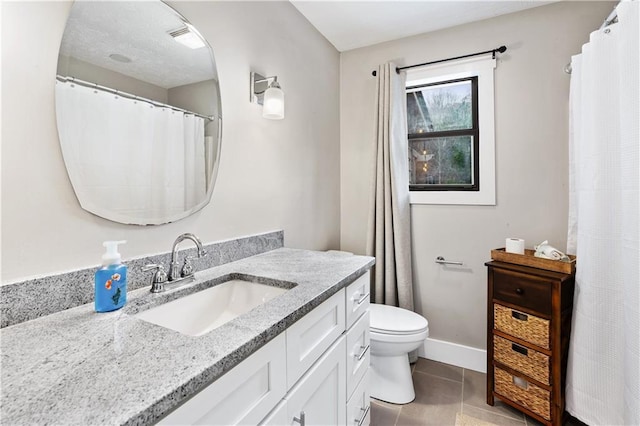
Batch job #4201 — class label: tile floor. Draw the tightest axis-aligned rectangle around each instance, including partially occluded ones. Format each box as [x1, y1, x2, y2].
[370, 358, 583, 426]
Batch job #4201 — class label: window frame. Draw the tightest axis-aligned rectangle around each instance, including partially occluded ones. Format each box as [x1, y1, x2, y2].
[406, 56, 496, 206]
[407, 76, 480, 192]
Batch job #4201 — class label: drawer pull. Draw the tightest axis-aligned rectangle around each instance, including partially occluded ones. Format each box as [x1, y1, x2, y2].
[512, 376, 529, 390]
[512, 343, 529, 356]
[511, 311, 528, 321]
[352, 292, 370, 305]
[515, 288, 524, 295]
[293, 411, 305, 426]
[353, 345, 370, 361]
[355, 405, 370, 426]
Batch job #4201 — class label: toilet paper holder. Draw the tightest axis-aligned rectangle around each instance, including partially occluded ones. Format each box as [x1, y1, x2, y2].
[435, 256, 463, 266]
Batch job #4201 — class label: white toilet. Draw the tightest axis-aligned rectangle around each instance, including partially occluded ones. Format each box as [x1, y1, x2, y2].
[369, 303, 429, 404]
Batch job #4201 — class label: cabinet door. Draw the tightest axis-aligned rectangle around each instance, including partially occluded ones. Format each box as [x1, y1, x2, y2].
[259, 399, 288, 426]
[286, 289, 345, 388]
[159, 334, 286, 426]
[285, 336, 347, 426]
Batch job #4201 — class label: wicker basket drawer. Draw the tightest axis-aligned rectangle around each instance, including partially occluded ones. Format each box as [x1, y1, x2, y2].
[494, 304, 550, 349]
[494, 335, 550, 385]
[495, 367, 551, 421]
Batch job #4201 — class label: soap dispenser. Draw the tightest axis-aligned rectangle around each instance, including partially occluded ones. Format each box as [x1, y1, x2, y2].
[95, 240, 128, 312]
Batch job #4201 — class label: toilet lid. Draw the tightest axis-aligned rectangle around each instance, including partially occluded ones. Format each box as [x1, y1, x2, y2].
[370, 304, 428, 335]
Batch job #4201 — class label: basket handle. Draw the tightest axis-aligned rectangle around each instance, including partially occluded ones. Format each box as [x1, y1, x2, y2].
[512, 311, 529, 321]
[512, 343, 529, 356]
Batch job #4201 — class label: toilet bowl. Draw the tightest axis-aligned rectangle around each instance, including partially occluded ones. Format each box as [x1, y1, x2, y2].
[369, 304, 429, 404]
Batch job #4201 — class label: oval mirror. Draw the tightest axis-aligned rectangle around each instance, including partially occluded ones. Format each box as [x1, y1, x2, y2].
[55, 1, 221, 225]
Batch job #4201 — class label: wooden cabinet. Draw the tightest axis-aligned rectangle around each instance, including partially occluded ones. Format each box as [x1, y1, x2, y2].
[486, 261, 575, 426]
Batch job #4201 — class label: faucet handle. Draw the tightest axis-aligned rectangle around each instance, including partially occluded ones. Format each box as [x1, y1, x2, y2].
[143, 264, 168, 293]
[181, 256, 194, 278]
[199, 249, 207, 258]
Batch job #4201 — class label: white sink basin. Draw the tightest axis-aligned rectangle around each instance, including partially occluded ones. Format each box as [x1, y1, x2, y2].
[135, 279, 288, 336]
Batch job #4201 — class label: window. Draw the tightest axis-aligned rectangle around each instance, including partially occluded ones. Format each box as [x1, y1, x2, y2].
[406, 57, 496, 205]
[407, 77, 479, 191]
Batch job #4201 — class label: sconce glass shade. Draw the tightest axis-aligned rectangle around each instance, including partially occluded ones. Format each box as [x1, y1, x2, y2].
[263, 83, 284, 120]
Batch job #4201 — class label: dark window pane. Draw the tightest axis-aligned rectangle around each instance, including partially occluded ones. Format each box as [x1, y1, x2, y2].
[407, 80, 472, 133]
[409, 136, 473, 186]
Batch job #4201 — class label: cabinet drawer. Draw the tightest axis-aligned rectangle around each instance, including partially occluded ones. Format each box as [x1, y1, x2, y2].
[346, 371, 370, 426]
[492, 269, 552, 315]
[494, 367, 551, 421]
[345, 272, 370, 329]
[286, 289, 346, 388]
[493, 335, 549, 385]
[494, 304, 550, 349]
[346, 310, 370, 399]
[159, 334, 286, 426]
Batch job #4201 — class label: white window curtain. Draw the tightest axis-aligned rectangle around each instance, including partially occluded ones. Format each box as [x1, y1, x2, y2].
[56, 80, 206, 223]
[366, 62, 414, 310]
[566, 2, 639, 425]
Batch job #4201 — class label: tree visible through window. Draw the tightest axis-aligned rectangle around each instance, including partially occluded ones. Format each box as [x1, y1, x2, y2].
[407, 77, 479, 191]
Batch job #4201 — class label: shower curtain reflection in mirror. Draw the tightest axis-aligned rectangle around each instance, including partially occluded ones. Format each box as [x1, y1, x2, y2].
[55, 80, 208, 224]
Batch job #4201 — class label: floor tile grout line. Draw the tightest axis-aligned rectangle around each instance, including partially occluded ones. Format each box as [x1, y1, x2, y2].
[412, 369, 464, 384]
[393, 402, 402, 426]
[466, 403, 528, 423]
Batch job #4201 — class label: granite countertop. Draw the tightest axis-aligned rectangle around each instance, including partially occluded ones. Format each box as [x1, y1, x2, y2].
[0, 248, 374, 426]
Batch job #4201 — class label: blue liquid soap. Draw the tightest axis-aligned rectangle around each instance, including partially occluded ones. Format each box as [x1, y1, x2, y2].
[95, 240, 128, 313]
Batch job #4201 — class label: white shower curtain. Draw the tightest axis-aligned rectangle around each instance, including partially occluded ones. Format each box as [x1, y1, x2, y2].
[366, 62, 414, 310]
[566, 2, 639, 425]
[56, 80, 206, 223]
[183, 114, 206, 209]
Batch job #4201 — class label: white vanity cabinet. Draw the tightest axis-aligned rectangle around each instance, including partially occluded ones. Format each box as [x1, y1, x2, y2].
[263, 336, 347, 426]
[344, 273, 371, 426]
[285, 290, 346, 389]
[159, 333, 287, 425]
[159, 271, 371, 426]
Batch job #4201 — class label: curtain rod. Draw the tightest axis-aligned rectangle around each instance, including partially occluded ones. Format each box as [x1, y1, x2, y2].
[565, 3, 622, 74]
[599, 2, 621, 29]
[56, 75, 216, 121]
[371, 45, 507, 76]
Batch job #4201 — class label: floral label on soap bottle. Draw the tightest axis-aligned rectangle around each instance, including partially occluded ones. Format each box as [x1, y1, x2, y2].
[95, 266, 127, 312]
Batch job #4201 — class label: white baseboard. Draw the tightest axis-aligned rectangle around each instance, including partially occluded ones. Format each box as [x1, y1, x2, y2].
[417, 337, 486, 373]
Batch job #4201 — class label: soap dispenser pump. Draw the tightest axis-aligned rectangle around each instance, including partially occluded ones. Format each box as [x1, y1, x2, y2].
[95, 240, 128, 312]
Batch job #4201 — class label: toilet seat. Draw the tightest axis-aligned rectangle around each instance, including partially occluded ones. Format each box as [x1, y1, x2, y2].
[370, 304, 429, 335]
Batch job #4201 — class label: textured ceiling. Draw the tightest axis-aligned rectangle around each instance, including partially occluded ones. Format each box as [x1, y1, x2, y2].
[290, 1, 556, 52]
[59, 1, 217, 89]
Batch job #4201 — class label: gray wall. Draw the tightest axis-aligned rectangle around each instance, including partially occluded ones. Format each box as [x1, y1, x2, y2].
[168, 79, 219, 118]
[57, 55, 169, 103]
[168, 79, 220, 138]
[340, 1, 614, 349]
[1, 1, 341, 283]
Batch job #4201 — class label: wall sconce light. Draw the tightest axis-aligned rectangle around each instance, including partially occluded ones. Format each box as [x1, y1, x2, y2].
[250, 72, 284, 120]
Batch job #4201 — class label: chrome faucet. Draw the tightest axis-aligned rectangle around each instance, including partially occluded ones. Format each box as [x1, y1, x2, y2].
[169, 233, 207, 281]
[143, 233, 207, 293]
